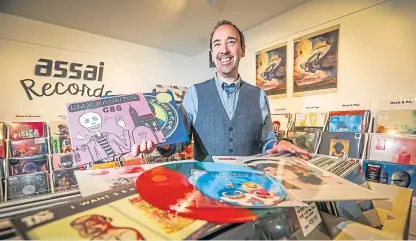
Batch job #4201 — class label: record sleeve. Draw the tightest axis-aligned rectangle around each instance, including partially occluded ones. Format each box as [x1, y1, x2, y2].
[51, 153, 75, 171]
[271, 113, 290, 136]
[47, 120, 69, 137]
[362, 160, 416, 206]
[375, 109, 416, 134]
[7, 171, 49, 200]
[0, 139, 6, 159]
[212, 156, 388, 202]
[287, 131, 320, 153]
[328, 110, 370, 132]
[7, 122, 46, 140]
[50, 136, 72, 154]
[0, 122, 6, 139]
[294, 112, 327, 132]
[318, 132, 366, 159]
[144, 91, 189, 145]
[66, 93, 166, 165]
[368, 134, 416, 165]
[52, 169, 79, 193]
[10, 137, 49, 158]
[10, 185, 206, 240]
[8, 155, 48, 176]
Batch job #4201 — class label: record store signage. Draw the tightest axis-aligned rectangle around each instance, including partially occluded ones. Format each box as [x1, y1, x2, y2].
[20, 58, 114, 100]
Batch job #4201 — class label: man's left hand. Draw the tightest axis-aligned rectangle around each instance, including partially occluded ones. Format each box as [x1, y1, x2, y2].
[266, 140, 312, 160]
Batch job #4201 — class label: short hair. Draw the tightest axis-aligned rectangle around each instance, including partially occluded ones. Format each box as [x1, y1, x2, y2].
[209, 20, 245, 50]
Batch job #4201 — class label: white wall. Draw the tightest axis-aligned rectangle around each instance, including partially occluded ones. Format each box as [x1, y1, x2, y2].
[191, 0, 416, 114]
[0, 13, 193, 121]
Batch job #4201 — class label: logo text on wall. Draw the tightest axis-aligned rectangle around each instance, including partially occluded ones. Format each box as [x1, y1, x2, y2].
[20, 59, 113, 100]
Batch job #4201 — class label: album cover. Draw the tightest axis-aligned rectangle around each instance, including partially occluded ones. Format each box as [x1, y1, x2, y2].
[318, 132, 366, 159]
[363, 160, 416, 198]
[0, 122, 6, 139]
[50, 135, 72, 154]
[375, 109, 416, 134]
[155, 84, 188, 102]
[212, 156, 387, 202]
[10, 185, 206, 240]
[0, 139, 6, 159]
[328, 110, 370, 132]
[66, 93, 166, 165]
[7, 171, 49, 200]
[309, 155, 343, 170]
[368, 134, 416, 165]
[144, 91, 189, 145]
[0, 159, 5, 178]
[52, 169, 78, 193]
[7, 122, 46, 140]
[287, 131, 320, 153]
[8, 155, 48, 176]
[10, 137, 49, 158]
[271, 114, 291, 137]
[294, 112, 327, 131]
[51, 153, 76, 171]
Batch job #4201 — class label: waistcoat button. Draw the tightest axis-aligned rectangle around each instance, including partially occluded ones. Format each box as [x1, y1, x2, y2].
[229, 149, 233, 153]
[229, 138, 233, 142]
[229, 127, 233, 131]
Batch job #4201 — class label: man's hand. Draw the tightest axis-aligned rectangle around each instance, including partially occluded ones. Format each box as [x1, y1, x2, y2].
[266, 140, 312, 160]
[131, 140, 170, 156]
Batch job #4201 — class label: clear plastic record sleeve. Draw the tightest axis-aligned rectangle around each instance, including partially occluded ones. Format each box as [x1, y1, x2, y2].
[6, 171, 50, 200]
[318, 132, 366, 159]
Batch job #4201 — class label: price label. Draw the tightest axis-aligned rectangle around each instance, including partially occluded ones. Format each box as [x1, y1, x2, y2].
[294, 202, 322, 237]
[58, 115, 67, 120]
[273, 108, 287, 114]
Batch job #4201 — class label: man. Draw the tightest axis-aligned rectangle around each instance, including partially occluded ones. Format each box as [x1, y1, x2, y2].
[132, 20, 311, 161]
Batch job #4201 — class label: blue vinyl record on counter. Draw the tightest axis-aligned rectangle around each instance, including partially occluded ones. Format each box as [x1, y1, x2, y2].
[195, 170, 286, 207]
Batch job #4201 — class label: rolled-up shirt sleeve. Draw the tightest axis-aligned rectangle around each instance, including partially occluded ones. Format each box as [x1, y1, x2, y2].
[259, 90, 278, 153]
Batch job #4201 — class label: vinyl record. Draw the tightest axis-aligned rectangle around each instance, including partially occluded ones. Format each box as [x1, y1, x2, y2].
[195, 171, 286, 207]
[136, 161, 277, 223]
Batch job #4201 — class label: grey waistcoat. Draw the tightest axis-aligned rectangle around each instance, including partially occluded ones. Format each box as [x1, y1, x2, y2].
[193, 78, 263, 161]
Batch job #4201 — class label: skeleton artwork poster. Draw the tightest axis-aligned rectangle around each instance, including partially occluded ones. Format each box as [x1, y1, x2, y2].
[255, 42, 287, 99]
[293, 25, 339, 97]
[66, 93, 166, 165]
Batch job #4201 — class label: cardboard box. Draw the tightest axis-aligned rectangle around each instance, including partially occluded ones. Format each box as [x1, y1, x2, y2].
[321, 182, 412, 240]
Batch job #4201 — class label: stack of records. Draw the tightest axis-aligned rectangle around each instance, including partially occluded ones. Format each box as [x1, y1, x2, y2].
[308, 155, 378, 228]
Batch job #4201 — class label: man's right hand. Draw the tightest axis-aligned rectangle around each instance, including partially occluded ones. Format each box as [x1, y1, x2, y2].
[131, 140, 170, 156]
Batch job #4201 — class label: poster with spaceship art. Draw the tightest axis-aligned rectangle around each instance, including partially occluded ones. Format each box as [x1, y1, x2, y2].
[256, 42, 287, 99]
[66, 93, 165, 165]
[293, 25, 339, 97]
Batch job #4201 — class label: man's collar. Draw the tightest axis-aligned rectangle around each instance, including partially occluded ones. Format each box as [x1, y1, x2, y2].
[214, 73, 242, 89]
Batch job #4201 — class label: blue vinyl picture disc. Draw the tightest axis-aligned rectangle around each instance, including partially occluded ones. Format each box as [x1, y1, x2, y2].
[195, 170, 286, 207]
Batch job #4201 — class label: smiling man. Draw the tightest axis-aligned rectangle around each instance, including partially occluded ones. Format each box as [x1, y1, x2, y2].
[132, 20, 311, 161]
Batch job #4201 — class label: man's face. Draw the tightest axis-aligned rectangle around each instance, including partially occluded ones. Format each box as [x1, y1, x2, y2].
[211, 24, 245, 77]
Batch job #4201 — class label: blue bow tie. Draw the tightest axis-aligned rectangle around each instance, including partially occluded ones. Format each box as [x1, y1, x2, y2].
[222, 83, 236, 94]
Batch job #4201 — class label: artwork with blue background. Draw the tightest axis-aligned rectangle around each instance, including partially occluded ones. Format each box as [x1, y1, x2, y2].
[195, 170, 286, 207]
[328, 115, 363, 132]
[144, 91, 189, 145]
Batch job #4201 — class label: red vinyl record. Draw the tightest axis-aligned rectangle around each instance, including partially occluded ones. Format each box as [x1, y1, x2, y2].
[135, 161, 275, 223]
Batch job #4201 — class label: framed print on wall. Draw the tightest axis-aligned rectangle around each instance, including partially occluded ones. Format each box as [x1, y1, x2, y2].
[255, 42, 287, 99]
[293, 25, 340, 97]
